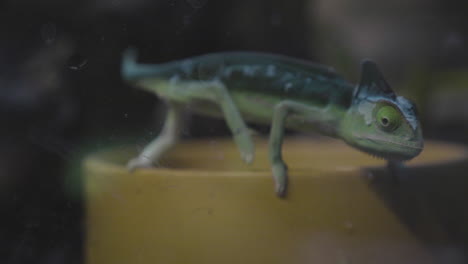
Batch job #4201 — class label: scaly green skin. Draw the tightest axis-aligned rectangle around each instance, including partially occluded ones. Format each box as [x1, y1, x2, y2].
[121, 49, 424, 197]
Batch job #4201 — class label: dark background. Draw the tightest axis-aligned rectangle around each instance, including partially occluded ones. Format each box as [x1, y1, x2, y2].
[0, 0, 467, 263]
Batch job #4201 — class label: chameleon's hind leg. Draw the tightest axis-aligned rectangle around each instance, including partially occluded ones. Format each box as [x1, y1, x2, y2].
[269, 100, 334, 197]
[127, 102, 183, 171]
[168, 80, 255, 164]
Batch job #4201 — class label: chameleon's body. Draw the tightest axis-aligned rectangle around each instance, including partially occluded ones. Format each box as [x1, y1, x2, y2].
[122, 49, 423, 197]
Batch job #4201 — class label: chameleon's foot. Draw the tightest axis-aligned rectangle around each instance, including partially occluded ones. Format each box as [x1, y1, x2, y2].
[272, 163, 288, 198]
[127, 156, 154, 172]
[236, 130, 255, 165]
[241, 151, 254, 165]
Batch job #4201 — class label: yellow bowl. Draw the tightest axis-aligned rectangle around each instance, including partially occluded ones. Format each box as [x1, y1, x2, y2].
[85, 138, 468, 264]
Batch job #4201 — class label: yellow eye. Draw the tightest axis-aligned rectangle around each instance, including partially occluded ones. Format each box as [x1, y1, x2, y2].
[376, 105, 401, 131]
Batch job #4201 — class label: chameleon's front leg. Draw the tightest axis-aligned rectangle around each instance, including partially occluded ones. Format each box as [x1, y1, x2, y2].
[127, 102, 183, 171]
[269, 101, 331, 197]
[269, 102, 290, 197]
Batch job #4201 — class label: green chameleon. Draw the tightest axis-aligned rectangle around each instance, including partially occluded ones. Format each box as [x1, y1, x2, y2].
[121, 49, 423, 197]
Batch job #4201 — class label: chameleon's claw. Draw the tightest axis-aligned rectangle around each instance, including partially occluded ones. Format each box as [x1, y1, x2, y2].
[272, 163, 288, 198]
[127, 156, 153, 172]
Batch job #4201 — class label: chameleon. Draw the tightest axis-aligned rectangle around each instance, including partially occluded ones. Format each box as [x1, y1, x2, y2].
[121, 48, 423, 197]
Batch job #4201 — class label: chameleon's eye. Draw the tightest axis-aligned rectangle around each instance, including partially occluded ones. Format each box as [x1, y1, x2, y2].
[376, 105, 401, 131]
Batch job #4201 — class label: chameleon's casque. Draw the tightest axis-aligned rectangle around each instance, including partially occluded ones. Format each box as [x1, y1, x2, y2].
[122, 49, 423, 197]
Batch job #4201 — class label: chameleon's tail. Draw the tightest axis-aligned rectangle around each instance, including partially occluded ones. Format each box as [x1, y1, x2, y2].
[121, 47, 166, 81]
[121, 47, 141, 81]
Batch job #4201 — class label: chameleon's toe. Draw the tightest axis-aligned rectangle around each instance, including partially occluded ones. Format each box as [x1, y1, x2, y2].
[272, 163, 288, 198]
[127, 156, 153, 172]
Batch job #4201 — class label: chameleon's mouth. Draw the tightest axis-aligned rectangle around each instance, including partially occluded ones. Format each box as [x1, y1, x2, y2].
[358, 134, 424, 150]
[351, 133, 423, 161]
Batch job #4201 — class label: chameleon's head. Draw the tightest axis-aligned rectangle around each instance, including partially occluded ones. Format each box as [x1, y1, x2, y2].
[341, 60, 423, 161]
